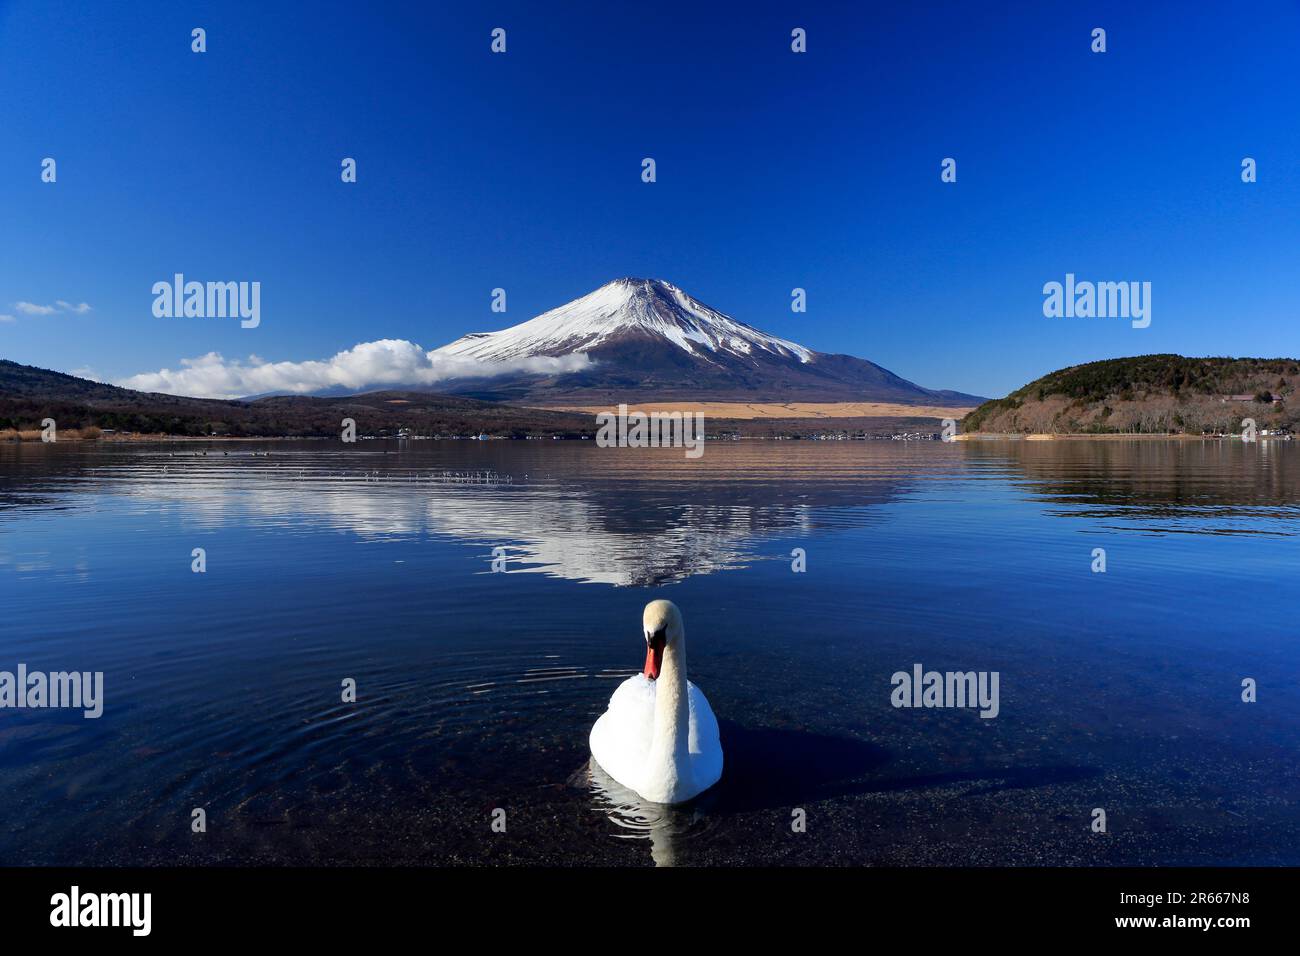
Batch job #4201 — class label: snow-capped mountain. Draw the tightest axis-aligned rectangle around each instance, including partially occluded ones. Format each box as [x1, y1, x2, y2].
[437, 277, 813, 365]
[431, 278, 983, 405]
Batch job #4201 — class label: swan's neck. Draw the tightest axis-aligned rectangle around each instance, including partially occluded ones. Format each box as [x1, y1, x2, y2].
[648, 641, 690, 793]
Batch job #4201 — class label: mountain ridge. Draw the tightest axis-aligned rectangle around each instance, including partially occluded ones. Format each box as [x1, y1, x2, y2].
[0, 358, 969, 440]
[0, 359, 592, 438]
[428, 278, 985, 405]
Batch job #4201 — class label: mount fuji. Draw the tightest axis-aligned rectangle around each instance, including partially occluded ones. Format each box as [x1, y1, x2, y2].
[430, 278, 983, 405]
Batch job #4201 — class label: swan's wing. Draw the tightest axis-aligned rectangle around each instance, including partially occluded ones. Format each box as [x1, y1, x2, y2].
[686, 681, 722, 754]
[686, 681, 724, 791]
[589, 674, 654, 791]
[607, 672, 656, 714]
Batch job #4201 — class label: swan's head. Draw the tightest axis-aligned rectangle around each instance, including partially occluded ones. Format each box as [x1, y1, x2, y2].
[641, 599, 683, 680]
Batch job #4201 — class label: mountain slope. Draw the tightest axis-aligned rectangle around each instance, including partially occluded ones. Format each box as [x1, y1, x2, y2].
[962, 355, 1300, 434]
[0, 360, 591, 437]
[431, 278, 984, 404]
[0, 359, 965, 439]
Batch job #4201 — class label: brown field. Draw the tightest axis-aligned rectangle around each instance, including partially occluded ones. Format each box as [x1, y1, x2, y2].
[537, 401, 977, 421]
[0, 426, 102, 442]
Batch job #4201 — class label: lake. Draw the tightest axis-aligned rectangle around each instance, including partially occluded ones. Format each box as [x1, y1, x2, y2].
[1, 438, 1297, 866]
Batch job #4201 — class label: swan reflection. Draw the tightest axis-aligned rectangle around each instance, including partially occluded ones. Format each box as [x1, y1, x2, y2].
[586, 758, 713, 867]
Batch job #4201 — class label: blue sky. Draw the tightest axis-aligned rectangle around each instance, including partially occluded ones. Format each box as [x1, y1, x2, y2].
[2, 0, 1298, 398]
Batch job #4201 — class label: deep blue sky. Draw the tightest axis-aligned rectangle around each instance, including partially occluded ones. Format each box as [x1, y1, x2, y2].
[2, 0, 1298, 398]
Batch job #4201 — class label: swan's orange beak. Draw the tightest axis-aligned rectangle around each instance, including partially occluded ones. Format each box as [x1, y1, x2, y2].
[643, 633, 665, 680]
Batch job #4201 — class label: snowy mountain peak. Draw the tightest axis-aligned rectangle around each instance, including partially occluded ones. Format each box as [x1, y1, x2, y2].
[434, 278, 814, 364]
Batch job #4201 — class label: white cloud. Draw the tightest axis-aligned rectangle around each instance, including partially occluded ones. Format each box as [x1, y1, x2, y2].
[115, 339, 591, 399]
[12, 300, 92, 316]
[14, 302, 57, 315]
[0, 314, 15, 324]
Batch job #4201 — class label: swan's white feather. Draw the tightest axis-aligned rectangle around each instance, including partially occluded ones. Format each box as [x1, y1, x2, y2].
[589, 673, 723, 804]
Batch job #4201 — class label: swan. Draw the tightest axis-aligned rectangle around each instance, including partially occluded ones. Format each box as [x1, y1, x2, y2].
[589, 600, 723, 804]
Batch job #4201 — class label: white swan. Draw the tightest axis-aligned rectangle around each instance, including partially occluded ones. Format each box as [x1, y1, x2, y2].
[589, 600, 723, 804]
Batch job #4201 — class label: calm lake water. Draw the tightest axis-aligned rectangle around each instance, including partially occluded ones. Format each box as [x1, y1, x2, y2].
[1, 438, 1297, 866]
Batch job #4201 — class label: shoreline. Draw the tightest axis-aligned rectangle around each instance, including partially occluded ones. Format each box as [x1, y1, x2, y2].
[955, 432, 1292, 441]
[4, 430, 1292, 444]
[534, 400, 978, 420]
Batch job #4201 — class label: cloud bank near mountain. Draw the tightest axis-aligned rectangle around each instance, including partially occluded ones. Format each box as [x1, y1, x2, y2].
[115, 339, 590, 400]
[113, 279, 982, 403]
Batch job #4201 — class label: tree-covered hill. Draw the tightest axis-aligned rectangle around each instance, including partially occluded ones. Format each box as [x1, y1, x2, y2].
[963, 355, 1300, 434]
